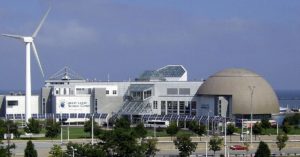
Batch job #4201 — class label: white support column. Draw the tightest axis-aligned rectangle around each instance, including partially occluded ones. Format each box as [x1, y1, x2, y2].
[25, 42, 31, 123]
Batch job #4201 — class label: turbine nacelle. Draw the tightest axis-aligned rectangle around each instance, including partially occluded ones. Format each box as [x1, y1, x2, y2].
[23, 37, 33, 43]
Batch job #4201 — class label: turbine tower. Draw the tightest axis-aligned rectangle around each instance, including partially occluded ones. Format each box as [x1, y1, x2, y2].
[2, 8, 51, 123]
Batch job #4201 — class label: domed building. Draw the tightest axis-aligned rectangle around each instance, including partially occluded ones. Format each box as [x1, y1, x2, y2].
[197, 68, 279, 119]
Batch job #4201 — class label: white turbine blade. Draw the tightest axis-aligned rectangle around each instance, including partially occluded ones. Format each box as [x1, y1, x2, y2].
[31, 42, 45, 77]
[32, 7, 51, 38]
[2, 34, 24, 40]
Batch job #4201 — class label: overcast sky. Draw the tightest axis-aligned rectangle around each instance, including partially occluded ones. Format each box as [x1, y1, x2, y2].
[0, 0, 299, 90]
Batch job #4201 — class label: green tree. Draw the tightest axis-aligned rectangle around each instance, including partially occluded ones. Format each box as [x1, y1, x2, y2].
[99, 128, 144, 157]
[65, 142, 107, 157]
[209, 135, 223, 156]
[194, 124, 206, 141]
[0, 140, 15, 157]
[24, 140, 37, 157]
[84, 118, 102, 137]
[45, 119, 60, 140]
[166, 122, 179, 140]
[114, 117, 130, 129]
[143, 138, 159, 157]
[261, 119, 271, 129]
[24, 118, 41, 134]
[134, 123, 147, 139]
[0, 120, 20, 138]
[252, 122, 262, 140]
[0, 144, 6, 157]
[0, 120, 17, 157]
[0, 120, 5, 138]
[174, 134, 197, 157]
[48, 144, 63, 157]
[282, 122, 291, 134]
[187, 121, 197, 131]
[276, 133, 289, 154]
[254, 141, 270, 157]
[226, 123, 236, 141]
[283, 113, 300, 126]
[5, 120, 20, 138]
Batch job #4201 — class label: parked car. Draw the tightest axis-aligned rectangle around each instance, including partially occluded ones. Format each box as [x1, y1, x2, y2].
[229, 145, 247, 150]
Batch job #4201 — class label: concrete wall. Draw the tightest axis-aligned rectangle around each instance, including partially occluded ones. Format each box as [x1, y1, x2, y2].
[41, 87, 52, 113]
[0, 95, 5, 117]
[94, 88, 123, 115]
[5, 95, 39, 115]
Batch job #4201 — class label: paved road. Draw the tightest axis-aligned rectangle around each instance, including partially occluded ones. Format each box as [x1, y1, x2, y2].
[157, 148, 300, 157]
[6, 135, 300, 157]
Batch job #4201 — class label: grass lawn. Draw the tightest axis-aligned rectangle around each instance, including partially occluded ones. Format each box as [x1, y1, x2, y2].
[236, 127, 300, 135]
[17, 126, 90, 140]
[15, 125, 300, 140]
[146, 128, 195, 137]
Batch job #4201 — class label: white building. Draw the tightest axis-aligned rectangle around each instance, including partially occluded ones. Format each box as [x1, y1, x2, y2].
[37, 65, 204, 122]
[0, 94, 39, 116]
[0, 65, 279, 124]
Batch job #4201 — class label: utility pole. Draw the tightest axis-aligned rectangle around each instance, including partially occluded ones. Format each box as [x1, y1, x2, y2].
[60, 111, 63, 145]
[249, 86, 255, 145]
[7, 122, 10, 156]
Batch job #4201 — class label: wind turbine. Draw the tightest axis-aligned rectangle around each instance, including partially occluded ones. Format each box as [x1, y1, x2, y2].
[2, 8, 51, 123]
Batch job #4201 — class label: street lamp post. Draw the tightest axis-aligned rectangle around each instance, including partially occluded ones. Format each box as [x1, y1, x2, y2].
[249, 86, 255, 145]
[91, 113, 94, 145]
[207, 110, 212, 136]
[59, 108, 63, 145]
[71, 146, 77, 157]
[205, 141, 208, 157]
[224, 117, 227, 157]
[277, 121, 279, 135]
[68, 119, 70, 142]
[207, 115, 209, 136]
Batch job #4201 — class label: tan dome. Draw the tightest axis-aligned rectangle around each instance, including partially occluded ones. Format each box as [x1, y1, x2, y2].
[198, 68, 279, 114]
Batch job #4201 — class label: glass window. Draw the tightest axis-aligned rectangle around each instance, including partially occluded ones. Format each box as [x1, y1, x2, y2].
[167, 101, 172, 114]
[161, 101, 166, 115]
[7, 101, 18, 106]
[113, 90, 117, 95]
[167, 88, 178, 95]
[185, 101, 191, 115]
[191, 101, 197, 109]
[153, 101, 158, 109]
[106, 90, 109, 95]
[179, 88, 190, 95]
[144, 90, 152, 99]
[179, 101, 185, 114]
[173, 101, 178, 114]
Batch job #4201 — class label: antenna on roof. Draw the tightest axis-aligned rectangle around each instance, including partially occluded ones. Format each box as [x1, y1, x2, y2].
[107, 73, 110, 82]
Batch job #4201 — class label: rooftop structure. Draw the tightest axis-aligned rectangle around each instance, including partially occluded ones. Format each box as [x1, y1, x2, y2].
[136, 65, 187, 82]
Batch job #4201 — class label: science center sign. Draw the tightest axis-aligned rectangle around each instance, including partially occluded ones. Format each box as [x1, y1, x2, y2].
[56, 97, 91, 113]
[61, 101, 89, 108]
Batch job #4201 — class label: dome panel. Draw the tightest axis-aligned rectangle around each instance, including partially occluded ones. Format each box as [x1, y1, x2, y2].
[198, 68, 279, 114]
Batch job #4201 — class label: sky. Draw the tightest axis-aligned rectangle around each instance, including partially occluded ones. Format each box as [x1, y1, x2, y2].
[0, 0, 299, 90]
